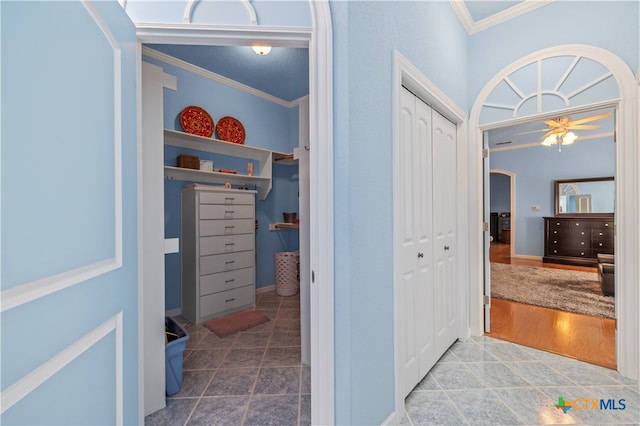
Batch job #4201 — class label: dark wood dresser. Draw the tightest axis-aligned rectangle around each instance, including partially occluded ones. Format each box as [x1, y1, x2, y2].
[543, 216, 614, 266]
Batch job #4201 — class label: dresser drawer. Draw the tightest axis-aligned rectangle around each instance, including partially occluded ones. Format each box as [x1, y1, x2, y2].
[548, 227, 590, 238]
[591, 239, 614, 251]
[547, 236, 590, 249]
[548, 247, 591, 258]
[591, 220, 614, 230]
[199, 219, 254, 237]
[200, 234, 254, 256]
[200, 251, 255, 275]
[592, 228, 613, 239]
[200, 267, 255, 296]
[200, 285, 254, 319]
[200, 204, 254, 220]
[199, 191, 255, 206]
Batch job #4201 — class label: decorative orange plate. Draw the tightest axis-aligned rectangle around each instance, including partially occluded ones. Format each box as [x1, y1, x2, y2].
[179, 106, 214, 137]
[216, 116, 246, 144]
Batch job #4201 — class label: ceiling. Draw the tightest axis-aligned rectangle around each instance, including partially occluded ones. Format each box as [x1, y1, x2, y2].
[146, 43, 309, 102]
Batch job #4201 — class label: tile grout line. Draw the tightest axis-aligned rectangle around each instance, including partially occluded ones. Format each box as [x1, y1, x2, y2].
[240, 292, 285, 425]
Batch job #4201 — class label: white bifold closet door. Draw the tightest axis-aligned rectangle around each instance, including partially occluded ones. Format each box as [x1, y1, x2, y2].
[399, 86, 457, 397]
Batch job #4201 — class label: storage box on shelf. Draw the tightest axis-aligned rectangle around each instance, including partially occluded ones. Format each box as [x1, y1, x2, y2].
[164, 129, 296, 200]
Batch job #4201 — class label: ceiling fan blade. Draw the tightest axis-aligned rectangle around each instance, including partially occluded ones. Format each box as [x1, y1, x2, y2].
[569, 112, 611, 125]
[513, 128, 548, 135]
[543, 119, 563, 127]
[542, 130, 558, 139]
[566, 124, 600, 130]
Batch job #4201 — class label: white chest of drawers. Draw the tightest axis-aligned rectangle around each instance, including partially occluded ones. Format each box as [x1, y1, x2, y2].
[181, 185, 256, 323]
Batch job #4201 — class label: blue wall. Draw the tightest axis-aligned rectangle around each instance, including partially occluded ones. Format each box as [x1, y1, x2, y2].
[489, 137, 615, 256]
[331, 1, 469, 423]
[142, 55, 300, 311]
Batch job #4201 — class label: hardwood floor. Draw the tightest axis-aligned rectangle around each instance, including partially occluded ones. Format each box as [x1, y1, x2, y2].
[487, 242, 616, 369]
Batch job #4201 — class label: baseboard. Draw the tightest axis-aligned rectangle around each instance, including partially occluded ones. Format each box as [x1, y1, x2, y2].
[382, 409, 400, 426]
[511, 254, 542, 261]
[256, 284, 275, 294]
[165, 307, 181, 317]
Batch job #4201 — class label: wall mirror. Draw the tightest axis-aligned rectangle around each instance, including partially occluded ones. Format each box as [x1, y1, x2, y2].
[554, 176, 615, 216]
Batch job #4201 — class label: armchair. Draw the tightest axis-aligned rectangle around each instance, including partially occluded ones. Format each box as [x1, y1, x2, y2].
[597, 253, 615, 297]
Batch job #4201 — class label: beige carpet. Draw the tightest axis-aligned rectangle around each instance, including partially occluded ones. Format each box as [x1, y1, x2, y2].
[490, 262, 614, 319]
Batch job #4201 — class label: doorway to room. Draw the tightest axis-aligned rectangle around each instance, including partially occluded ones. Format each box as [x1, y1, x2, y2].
[483, 108, 616, 369]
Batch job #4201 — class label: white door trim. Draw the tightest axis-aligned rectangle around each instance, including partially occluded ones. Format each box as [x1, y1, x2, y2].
[488, 169, 516, 259]
[468, 44, 639, 381]
[135, 5, 335, 423]
[392, 50, 468, 423]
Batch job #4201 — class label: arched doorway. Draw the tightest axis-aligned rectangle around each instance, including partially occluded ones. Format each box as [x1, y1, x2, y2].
[468, 45, 639, 380]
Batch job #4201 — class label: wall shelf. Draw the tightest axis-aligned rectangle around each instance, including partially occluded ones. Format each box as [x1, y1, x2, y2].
[164, 129, 294, 200]
[269, 222, 300, 231]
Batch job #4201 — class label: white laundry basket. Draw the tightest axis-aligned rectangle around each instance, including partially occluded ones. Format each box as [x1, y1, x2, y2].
[274, 251, 300, 296]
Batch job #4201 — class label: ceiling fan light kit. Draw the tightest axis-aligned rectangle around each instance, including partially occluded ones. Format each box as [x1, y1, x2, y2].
[542, 131, 577, 147]
[539, 112, 611, 151]
[252, 44, 272, 55]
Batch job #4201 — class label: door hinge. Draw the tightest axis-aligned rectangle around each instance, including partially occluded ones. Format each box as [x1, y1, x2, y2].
[483, 295, 490, 305]
[483, 222, 489, 232]
[482, 148, 489, 158]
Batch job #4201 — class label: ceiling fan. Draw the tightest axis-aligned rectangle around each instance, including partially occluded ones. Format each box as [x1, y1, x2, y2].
[540, 111, 611, 140]
[514, 111, 612, 149]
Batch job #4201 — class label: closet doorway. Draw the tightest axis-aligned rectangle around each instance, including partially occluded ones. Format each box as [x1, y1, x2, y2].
[392, 51, 467, 419]
[138, 20, 334, 423]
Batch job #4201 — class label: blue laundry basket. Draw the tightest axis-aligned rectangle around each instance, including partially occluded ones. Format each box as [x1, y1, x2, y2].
[165, 317, 189, 396]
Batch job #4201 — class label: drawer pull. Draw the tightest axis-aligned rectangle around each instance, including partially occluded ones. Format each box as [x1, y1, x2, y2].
[580, 231, 585, 235]
[553, 240, 557, 244]
[553, 250, 557, 254]
[581, 242, 585, 245]
[575, 222, 580, 226]
[225, 210, 235, 214]
[553, 230, 558, 234]
[556, 222, 560, 226]
[225, 225, 235, 229]
[225, 197, 235, 202]
[580, 252, 585, 256]
[605, 223, 609, 227]
[599, 232, 604, 236]
[225, 260, 235, 264]
[225, 298, 236, 303]
[225, 242, 235, 246]
[225, 279, 235, 283]
[599, 243, 603, 247]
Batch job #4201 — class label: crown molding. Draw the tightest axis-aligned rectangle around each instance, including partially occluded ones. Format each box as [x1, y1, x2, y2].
[142, 46, 305, 108]
[450, 0, 553, 35]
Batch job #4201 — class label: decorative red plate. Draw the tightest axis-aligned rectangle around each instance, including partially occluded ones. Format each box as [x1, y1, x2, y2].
[179, 106, 214, 137]
[216, 116, 246, 144]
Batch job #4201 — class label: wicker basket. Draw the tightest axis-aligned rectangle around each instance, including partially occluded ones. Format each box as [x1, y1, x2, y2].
[274, 251, 300, 297]
[177, 154, 200, 170]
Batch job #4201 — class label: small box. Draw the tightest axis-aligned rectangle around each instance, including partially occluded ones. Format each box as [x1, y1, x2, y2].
[199, 160, 213, 171]
[177, 154, 199, 170]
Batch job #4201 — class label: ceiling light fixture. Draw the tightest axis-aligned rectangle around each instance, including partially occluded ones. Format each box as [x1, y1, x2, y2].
[252, 44, 272, 55]
[541, 131, 577, 152]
